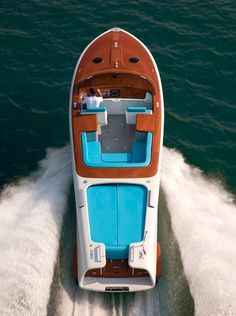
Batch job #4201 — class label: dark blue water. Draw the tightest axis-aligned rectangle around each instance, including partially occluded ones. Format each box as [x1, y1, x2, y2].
[0, 1, 236, 315]
[1, 0, 235, 192]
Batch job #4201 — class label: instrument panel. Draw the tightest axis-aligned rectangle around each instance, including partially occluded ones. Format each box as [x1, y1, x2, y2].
[101, 88, 121, 98]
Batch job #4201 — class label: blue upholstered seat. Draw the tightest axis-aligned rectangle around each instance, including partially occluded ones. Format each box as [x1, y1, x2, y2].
[80, 106, 106, 113]
[127, 106, 152, 113]
[102, 153, 132, 162]
[87, 184, 147, 259]
[81, 132, 152, 168]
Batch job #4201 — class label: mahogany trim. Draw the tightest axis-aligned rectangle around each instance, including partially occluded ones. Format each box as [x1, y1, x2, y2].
[136, 114, 156, 133]
[71, 29, 163, 178]
[85, 260, 149, 278]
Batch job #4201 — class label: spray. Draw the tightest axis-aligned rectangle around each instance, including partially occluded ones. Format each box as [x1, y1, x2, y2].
[161, 147, 236, 316]
[0, 146, 72, 316]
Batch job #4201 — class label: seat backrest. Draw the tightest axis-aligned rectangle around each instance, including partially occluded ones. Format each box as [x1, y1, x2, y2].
[123, 99, 150, 111]
[126, 107, 152, 125]
[100, 99, 124, 115]
[100, 97, 153, 115]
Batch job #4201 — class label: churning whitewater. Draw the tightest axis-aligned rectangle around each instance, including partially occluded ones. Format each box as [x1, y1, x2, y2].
[0, 146, 71, 316]
[161, 147, 236, 316]
[0, 146, 235, 315]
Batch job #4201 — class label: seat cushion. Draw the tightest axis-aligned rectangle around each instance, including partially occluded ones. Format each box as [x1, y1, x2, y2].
[101, 153, 132, 162]
[87, 184, 147, 259]
[117, 184, 146, 246]
[87, 185, 117, 246]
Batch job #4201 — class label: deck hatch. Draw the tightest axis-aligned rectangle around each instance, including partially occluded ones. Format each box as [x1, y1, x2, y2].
[129, 57, 140, 63]
[93, 57, 103, 63]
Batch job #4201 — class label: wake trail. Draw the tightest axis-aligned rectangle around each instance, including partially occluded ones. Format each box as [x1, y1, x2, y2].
[21, 145, 236, 316]
[72, 288, 160, 316]
[161, 147, 236, 316]
[0, 146, 72, 316]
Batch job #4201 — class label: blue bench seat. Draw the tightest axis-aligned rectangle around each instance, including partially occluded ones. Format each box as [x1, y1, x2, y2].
[102, 153, 132, 162]
[80, 106, 106, 113]
[81, 132, 152, 167]
[127, 106, 152, 113]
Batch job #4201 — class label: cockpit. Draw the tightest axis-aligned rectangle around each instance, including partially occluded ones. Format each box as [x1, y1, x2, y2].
[73, 73, 156, 168]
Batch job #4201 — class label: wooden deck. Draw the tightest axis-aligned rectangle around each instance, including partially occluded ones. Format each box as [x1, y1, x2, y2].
[85, 260, 149, 278]
[71, 29, 163, 178]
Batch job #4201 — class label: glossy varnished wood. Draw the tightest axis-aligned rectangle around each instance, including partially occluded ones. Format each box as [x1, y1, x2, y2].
[71, 29, 163, 178]
[85, 260, 149, 278]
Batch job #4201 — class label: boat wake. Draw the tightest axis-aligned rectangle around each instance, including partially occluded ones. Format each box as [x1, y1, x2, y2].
[0, 145, 235, 315]
[161, 147, 236, 316]
[0, 146, 71, 316]
[72, 288, 160, 316]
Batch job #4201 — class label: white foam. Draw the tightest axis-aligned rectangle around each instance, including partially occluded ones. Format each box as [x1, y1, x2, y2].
[129, 290, 160, 316]
[161, 147, 236, 316]
[0, 146, 71, 316]
[74, 290, 114, 316]
[72, 288, 160, 316]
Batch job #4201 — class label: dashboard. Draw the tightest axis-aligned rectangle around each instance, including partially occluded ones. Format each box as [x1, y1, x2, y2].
[101, 88, 121, 98]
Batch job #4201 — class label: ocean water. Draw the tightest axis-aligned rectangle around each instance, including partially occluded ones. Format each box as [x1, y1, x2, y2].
[0, 1, 235, 315]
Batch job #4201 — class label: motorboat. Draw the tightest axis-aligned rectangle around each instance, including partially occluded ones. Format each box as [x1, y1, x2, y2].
[69, 28, 164, 292]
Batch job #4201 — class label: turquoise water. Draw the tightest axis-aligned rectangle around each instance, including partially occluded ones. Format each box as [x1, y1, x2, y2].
[0, 1, 236, 315]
